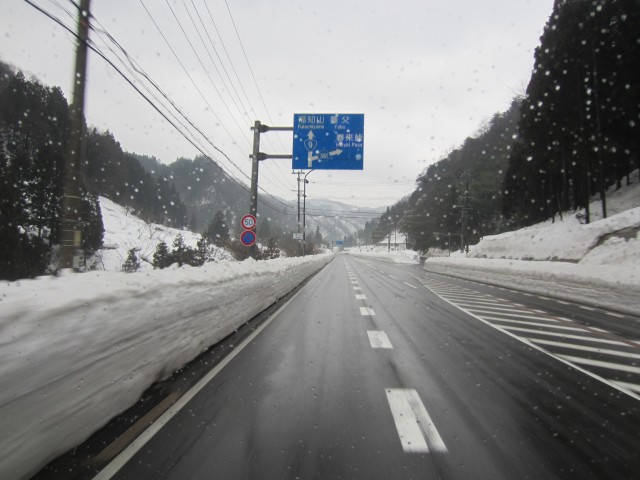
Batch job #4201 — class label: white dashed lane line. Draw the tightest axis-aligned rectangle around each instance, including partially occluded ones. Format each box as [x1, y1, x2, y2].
[360, 307, 376, 316]
[403, 282, 417, 289]
[385, 388, 447, 454]
[355, 294, 367, 300]
[367, 331, 393, 349]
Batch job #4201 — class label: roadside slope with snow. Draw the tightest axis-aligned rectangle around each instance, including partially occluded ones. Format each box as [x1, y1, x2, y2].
[0, 252, 332, 480]
[424, 173, 640, 313]
[95, 196, 233, 271]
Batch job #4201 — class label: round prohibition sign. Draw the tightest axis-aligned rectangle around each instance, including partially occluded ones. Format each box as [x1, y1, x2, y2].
[241, 214, 257, 230]
[240, 230, 256, 247]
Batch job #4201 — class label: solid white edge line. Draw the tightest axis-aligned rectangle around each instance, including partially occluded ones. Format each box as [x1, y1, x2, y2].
[92, 285, 309, 480]
[422, 283, 640, 402]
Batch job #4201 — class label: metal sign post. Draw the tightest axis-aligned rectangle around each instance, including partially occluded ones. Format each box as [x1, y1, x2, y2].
[248, 114, 364, 258]
[249, 121, 293, 257]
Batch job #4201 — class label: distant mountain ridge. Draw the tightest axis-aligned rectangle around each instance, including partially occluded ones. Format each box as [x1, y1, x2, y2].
[136, 154, 378, 242]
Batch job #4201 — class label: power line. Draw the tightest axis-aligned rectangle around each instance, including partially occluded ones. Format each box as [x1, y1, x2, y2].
[143, 0, 292, 195]
[222, 0, 288, 153]
[25, 0, 298, 216]
[162, 0, 250, 148]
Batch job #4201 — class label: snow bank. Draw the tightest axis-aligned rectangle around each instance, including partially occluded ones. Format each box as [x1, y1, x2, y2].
[424, 174, 640, 313]
[424, 257, 640, 315]
[0, 254, 332, 480]
[469, 207, 640, 262]
[346, 247, 420, 264]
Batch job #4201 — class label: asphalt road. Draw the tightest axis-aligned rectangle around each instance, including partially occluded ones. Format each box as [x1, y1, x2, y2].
[95, 254, 640, 480]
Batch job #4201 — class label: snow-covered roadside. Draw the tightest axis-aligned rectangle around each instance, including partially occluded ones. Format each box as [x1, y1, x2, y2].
[0, 254, 332, 480]
[346, 248, 420, 264]
[423, 177, 640, 313]
[424, 257, 639, 315]
[96, 196, 234, 271]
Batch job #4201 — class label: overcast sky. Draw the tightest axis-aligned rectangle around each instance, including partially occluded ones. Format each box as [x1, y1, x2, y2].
[1, 0, 554, 208]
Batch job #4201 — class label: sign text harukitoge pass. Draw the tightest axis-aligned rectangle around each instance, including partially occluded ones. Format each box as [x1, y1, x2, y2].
[292, 114, 364, 170]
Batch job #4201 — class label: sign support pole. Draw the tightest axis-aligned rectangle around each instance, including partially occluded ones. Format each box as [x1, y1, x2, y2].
[249, 121, 293, 258]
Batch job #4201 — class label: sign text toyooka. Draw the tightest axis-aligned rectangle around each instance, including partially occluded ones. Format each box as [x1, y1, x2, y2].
[292, 114, 364, 170]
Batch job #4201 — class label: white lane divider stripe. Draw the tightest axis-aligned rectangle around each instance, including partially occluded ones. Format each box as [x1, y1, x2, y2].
[385, 388, 447, 453]
[527, 338, 640, 360]
[557, 355, 640, 375]
[389, 275, 397, 279]
[356, 294, 367, 300]
[487, 319, 587, 331]
[478, 314, 560, 323]
[403, 282, 417, 289]
[500, 327, 628, 345]
[360, 307, 376, 316]
[453, 305, 535, 315]
[613, 381, 640, 394]
[367, 331, 393, 349]
[353, 287, 362, 291]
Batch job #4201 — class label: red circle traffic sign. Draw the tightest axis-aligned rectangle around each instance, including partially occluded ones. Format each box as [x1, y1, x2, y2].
[241, 214, 257, 230]
[240, 230, 256, 247]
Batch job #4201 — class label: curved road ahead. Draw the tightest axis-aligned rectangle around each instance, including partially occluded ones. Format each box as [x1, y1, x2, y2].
[94, 254, 640, 479]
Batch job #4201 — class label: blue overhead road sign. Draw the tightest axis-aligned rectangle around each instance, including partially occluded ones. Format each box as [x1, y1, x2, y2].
[292, 114, 364, 170]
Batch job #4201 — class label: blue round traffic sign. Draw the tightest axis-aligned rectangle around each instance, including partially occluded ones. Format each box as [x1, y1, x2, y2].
[240, 230, 256, 247]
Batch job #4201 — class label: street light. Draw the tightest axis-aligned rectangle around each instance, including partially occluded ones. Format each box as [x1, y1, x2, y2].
[303, 169, 314, 256]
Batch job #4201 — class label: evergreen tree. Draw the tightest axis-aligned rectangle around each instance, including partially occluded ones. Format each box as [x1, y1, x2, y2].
[204, 210, 229, 246]
[122, 248, 141, 273]
[193, 236, 209, 266]
[504, 0, 640, 225]
[152, 241, 170, 269]
[170, 233, 195, 266]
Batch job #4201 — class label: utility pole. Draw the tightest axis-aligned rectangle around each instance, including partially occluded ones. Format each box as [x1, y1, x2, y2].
[60, 0, 91, 270]
[293, 170, 303, 256]
[302, 169, 314, 256]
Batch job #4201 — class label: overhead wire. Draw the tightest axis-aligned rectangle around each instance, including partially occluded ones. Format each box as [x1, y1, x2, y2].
[222, 0, 288, 154]
[25, 0, 298, 216]
[188, 0, 293, 192]
[162, 0, 251, 149]
[145, 0, 293, 195]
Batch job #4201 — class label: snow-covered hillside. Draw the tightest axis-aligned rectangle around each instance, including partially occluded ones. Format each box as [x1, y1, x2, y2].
[424, 172, 640, 314]
[94, 196, 233, 271]
[468, 170, 640, 265]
